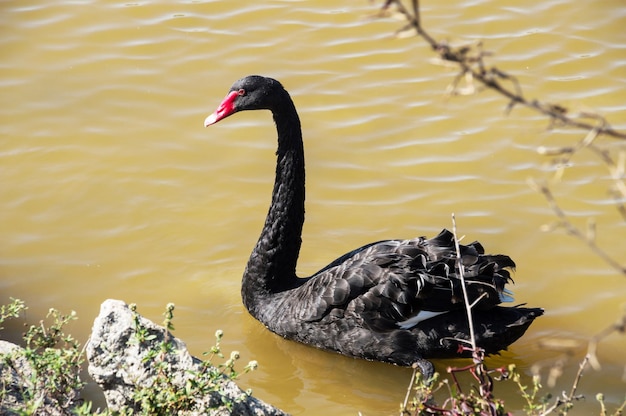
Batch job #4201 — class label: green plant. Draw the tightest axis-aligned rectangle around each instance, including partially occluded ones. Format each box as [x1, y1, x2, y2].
[24, 308, 85, 406]
[0, 298, 26, 329]
[127, 303, 258, 415]
[401, 355, 510, 415]
[1, 299, 261, 415]
[511, 366, 552, 414]
[0, 300, 85, 415]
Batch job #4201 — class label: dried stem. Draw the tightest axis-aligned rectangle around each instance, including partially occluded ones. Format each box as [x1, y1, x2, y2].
[587, 312, 626, 370]
[529, 179, 626, 275]
[538, 355, 589, 416]
[377, 2, 625, 413]
[378, 0, 626, 140]
[377, 0, 626, 276]
[401, 365, 418, 414]
[451, 213, 477, 351]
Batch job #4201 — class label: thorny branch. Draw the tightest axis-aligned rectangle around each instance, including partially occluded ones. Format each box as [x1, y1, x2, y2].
[528, 179, 626, 275]
[537, 356, 588, 416]
[451, 213, 477, 352]
[378, 0, 626, 139]
[376, 0, 626, 277]
[376, 2, 626, 413]
[587, 312, 626, 370]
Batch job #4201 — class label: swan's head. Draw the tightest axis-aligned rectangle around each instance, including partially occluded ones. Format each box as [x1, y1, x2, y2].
[204, 75, 286, 127]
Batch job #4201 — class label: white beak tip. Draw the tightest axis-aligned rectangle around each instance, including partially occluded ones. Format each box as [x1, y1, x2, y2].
[204, 113, 218, 127]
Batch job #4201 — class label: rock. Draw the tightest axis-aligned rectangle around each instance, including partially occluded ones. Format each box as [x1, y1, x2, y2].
[86, 299, 288, 416]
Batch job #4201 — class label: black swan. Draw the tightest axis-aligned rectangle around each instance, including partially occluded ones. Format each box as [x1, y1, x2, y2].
[204, 75, 543, 376]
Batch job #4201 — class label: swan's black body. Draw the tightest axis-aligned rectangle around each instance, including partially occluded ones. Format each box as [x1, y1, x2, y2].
[205, 75, 542, 376]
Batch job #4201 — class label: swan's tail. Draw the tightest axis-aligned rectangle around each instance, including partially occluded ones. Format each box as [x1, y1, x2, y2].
[417, 229, 517, 311]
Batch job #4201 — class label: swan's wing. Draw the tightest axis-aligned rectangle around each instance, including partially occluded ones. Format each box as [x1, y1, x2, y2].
[293, 239, 425, 325]
[293, 229, 515, 330]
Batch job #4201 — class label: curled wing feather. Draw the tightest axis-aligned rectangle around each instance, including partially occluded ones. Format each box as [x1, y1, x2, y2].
[288, 229, 515, 331]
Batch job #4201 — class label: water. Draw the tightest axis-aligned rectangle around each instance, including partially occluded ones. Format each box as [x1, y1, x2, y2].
[1, 0, 625, 414]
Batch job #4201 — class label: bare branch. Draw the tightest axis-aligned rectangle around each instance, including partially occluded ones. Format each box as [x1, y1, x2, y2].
[376, 1, 626, 140]
[538, 355, 589, 416]
[529, 179, 626, 275]
[587, 312, 626, 370]
[451, 213, 477, 352]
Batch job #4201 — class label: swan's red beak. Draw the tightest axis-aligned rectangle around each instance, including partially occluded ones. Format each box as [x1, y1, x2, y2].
[204, 90, 239, 127]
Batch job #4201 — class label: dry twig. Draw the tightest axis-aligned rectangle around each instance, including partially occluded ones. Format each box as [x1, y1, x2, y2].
[378, 2, 626, 413]
[378, 0, 626, 140]
[528, 179, 626, 275]
[376, 0, 626, 277]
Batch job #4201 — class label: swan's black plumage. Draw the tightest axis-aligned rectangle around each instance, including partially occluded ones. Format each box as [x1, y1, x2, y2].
[205, 75, 543, 376]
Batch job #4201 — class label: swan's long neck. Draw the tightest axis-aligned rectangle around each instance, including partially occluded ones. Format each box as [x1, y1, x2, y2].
[242, 93, 305, 313]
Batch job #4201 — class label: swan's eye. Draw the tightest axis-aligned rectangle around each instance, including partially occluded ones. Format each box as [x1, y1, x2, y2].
[237, 89, 245, 96]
